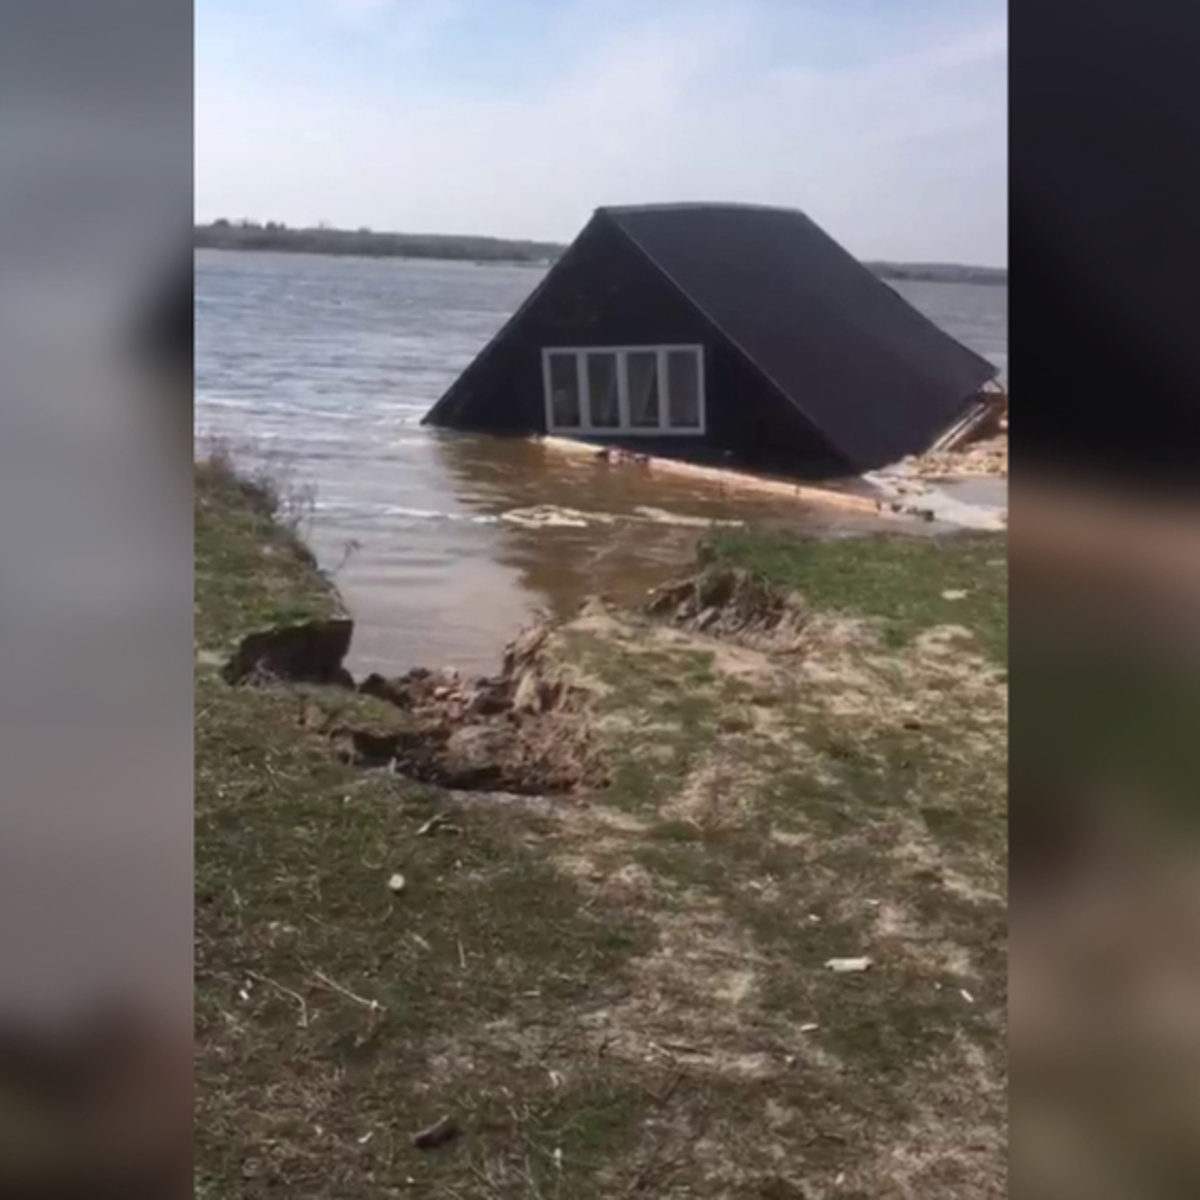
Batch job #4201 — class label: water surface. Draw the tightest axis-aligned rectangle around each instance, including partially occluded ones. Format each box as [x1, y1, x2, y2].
[196, 249, 1007, 676]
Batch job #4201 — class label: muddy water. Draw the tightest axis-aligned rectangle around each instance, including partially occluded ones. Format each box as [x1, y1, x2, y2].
[196, 249, 1008, 677]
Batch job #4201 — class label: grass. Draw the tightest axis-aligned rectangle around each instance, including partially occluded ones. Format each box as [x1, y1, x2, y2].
[701, 528, 1008, 662]
[196, 461, 656, 1197]
[196, 462, 1007, 1199]
[194, 452, 332, 650]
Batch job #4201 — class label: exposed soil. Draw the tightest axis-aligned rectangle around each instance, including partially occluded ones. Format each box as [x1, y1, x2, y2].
[222, 618, 355, 687]
[227, 617, 606, 794]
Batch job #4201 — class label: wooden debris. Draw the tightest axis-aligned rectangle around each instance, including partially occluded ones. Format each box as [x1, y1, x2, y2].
[411, 1116, 461, 1150]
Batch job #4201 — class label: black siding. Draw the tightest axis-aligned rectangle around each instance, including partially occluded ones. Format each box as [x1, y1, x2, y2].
[423, 214, 849, 477]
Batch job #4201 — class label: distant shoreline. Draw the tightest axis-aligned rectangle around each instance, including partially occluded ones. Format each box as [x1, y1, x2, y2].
[194, 222, 1007, 285]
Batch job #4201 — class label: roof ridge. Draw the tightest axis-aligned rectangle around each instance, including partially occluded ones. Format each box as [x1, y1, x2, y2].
[597, 201, 810, 218]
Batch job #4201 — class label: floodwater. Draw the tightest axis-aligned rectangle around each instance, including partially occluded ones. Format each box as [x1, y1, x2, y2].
[196, 249, 1008, 677]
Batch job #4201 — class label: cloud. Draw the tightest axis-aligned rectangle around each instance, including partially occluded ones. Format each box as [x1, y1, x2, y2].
[196, 4, 1007, 263]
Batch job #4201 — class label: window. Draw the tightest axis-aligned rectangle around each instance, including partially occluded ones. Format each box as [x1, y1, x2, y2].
[627, 351, 660, 428]
[586, 352, 620, 427]
[547, 352, 581, 428]
[666, 349, 702, 429]
[541, 345, 705, 435]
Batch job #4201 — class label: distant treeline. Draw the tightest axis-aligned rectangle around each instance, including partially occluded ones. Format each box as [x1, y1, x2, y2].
[194, 220, 562, 264]
[865, 261, 1007, 286]
[194, 220, 1007, 283]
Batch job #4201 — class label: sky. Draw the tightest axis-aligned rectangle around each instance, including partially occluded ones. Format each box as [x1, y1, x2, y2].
[195, 0, 1007, 265]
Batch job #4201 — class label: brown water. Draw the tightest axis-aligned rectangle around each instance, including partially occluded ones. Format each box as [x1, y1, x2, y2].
[196, 249, 1007, 677]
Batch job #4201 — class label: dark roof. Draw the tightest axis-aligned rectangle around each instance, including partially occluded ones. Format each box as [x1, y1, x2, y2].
[599, 203, 998, 468]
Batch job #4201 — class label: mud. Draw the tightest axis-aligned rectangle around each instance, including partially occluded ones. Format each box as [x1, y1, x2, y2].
[645, 567, 809, 650]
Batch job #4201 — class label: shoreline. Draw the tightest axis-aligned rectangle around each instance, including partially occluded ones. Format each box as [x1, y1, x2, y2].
[196, 453, 1006, 1198]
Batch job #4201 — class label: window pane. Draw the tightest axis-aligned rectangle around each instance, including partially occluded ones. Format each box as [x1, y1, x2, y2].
[667, 350, 701, 428]
[548, 353, 580, 427]
[627, 351, 660, 427]
[587, 352, 620, 427]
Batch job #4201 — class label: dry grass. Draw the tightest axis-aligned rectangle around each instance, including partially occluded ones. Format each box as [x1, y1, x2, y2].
[196, 459, 1007, 1198]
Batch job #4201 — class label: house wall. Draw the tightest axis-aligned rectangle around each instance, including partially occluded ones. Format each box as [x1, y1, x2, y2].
[424, 214, 851, 479]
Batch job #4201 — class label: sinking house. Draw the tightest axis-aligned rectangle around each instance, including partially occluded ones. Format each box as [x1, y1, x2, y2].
[422, 203, 999, 478]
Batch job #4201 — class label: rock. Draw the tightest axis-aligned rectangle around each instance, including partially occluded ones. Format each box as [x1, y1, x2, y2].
[222, 618, 354, 686]
[941, 589, 969, 601]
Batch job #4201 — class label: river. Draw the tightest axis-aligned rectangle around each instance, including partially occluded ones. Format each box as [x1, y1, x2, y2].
[195, 248, 1007, 677]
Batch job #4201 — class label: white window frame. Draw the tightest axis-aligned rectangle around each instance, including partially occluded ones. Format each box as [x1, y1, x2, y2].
[541, 344, 706, 436]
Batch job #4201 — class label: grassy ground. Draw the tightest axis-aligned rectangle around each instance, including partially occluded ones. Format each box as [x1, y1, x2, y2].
[196, 461, 1007, 1199]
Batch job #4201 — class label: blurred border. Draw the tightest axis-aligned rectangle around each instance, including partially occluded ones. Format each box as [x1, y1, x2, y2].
[0, 3, 193, 1197]
[1012, 2, 1200, 1195]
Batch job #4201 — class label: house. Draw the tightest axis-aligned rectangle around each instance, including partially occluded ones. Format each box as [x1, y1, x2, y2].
[421, 203, 999, 478]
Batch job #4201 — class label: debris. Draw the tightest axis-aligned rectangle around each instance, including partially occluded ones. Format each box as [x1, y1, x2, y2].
[245, 970, 309, 1028]
[799, 1023, 819, 1033]
[357, 1130, 374, 1145]
[824, 957, 872, 973]
[416, 813, 459, 837]
[312, 970, 384, 1012]
[648, 1068, 685, 1104]
[501, 504, 615, 529]
[656, 1040, 706, 1056]
[930, 392, 1007, 453]
[904, 433, 1008, 479]
[941, 589, 969, 601]
[411, 1116, 461, 1151]
[633, 505, 744, 529]
[335, 620, 605, 795]
[960, 988, 975, 1004]
[646, 567, 808, 649]
[388, 872, 407, 894]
